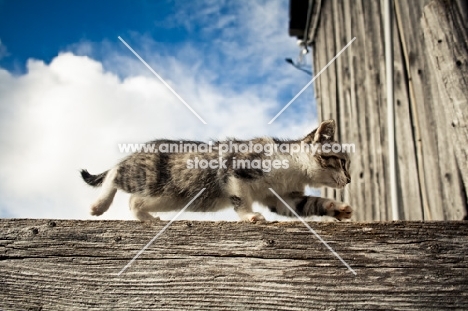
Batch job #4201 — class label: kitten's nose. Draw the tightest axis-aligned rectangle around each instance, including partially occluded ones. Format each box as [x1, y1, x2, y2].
[345, 172, 351, 184]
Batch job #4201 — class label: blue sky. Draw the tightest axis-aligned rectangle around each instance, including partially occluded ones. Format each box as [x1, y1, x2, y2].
[0, 1, 180, 70]
[0, 0, 317, 220]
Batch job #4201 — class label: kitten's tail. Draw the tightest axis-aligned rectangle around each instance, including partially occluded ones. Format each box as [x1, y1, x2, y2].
[82, 167, 118, 217]
[80, 169, 108, 187]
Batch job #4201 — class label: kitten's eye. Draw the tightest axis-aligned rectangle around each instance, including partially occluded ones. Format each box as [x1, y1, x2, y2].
[340, 159, 346, 168]
[321, 155, 342, 169]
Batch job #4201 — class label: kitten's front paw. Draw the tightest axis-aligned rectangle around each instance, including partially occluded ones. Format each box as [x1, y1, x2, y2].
[324, 201, 353, 221]
[242, 212, 266, 223]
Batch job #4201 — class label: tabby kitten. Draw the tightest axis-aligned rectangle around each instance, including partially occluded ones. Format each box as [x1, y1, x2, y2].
[81, 120, 352, 222]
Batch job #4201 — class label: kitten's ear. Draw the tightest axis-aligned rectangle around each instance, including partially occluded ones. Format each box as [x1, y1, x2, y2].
[303, 120, 336, 143]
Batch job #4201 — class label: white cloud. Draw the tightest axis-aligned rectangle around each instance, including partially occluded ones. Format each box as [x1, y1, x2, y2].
[0, 1, 318, 220]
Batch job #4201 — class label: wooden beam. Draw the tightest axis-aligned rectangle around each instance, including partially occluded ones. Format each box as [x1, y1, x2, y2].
[1, 219, 468, 310]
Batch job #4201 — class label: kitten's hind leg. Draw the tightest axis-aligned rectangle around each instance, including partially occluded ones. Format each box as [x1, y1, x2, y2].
[90, 167, 118, 216]
[129, 195, 161, 221]
[226, 177, 265, 222]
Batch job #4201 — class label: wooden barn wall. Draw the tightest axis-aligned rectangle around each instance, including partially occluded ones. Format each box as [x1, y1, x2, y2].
[310, 0, 467, 221]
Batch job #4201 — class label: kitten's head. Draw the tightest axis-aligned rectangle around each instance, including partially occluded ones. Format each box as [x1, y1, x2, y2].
[303, 120, 351, 189]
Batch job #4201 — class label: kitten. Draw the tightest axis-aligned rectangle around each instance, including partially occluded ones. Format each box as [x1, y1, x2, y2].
[81, 120, 353, 222]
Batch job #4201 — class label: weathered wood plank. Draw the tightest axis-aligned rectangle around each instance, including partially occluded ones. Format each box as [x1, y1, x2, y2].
[1, 219, 468, 310]
[392, 4, 424, 221]
[343, 0, 366, 220]
[422, 0, 468, 217]
[430, 71, 466, 221]
[354, 0, 374, 221]
[428, 62, 466, 221]
[394, 0, 433, 220]
[363, 0, 388, 221]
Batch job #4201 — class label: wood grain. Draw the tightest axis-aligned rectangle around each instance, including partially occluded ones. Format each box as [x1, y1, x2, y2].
[1, 219, 468, 310]
[394, 0, 466, 221]
[392, 8, 423, 221]
[422, 0, 468, 215]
